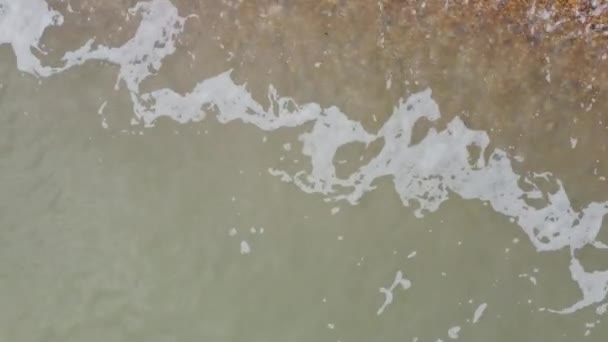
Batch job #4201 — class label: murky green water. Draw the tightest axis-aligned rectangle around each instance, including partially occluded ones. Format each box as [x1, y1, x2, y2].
[1, 0, 608, 341]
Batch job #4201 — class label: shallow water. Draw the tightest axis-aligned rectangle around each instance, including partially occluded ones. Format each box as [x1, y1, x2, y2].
[1, 0, 608, 341]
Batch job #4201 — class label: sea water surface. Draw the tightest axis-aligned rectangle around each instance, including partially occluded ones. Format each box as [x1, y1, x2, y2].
[1, 0, 608, 341]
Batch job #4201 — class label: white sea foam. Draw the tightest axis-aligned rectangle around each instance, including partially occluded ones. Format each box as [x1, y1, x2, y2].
[240, 240, 251, 255]
[2, 0, 608, 315]
[447, 326, 461, 339]
[0, 0, 63, 76]
[377, 270, 412, 315]
[472, 303, 487, 323]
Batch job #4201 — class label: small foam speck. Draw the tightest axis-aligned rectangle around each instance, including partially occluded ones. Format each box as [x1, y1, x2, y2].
[448, 326, 461, 339]
[596, 303, 607, 315]
[473, 303, 487, 323]
[240, 240, 251, 254]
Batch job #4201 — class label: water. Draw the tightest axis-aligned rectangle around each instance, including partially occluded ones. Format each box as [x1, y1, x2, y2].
[1, 0, 608, 341]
